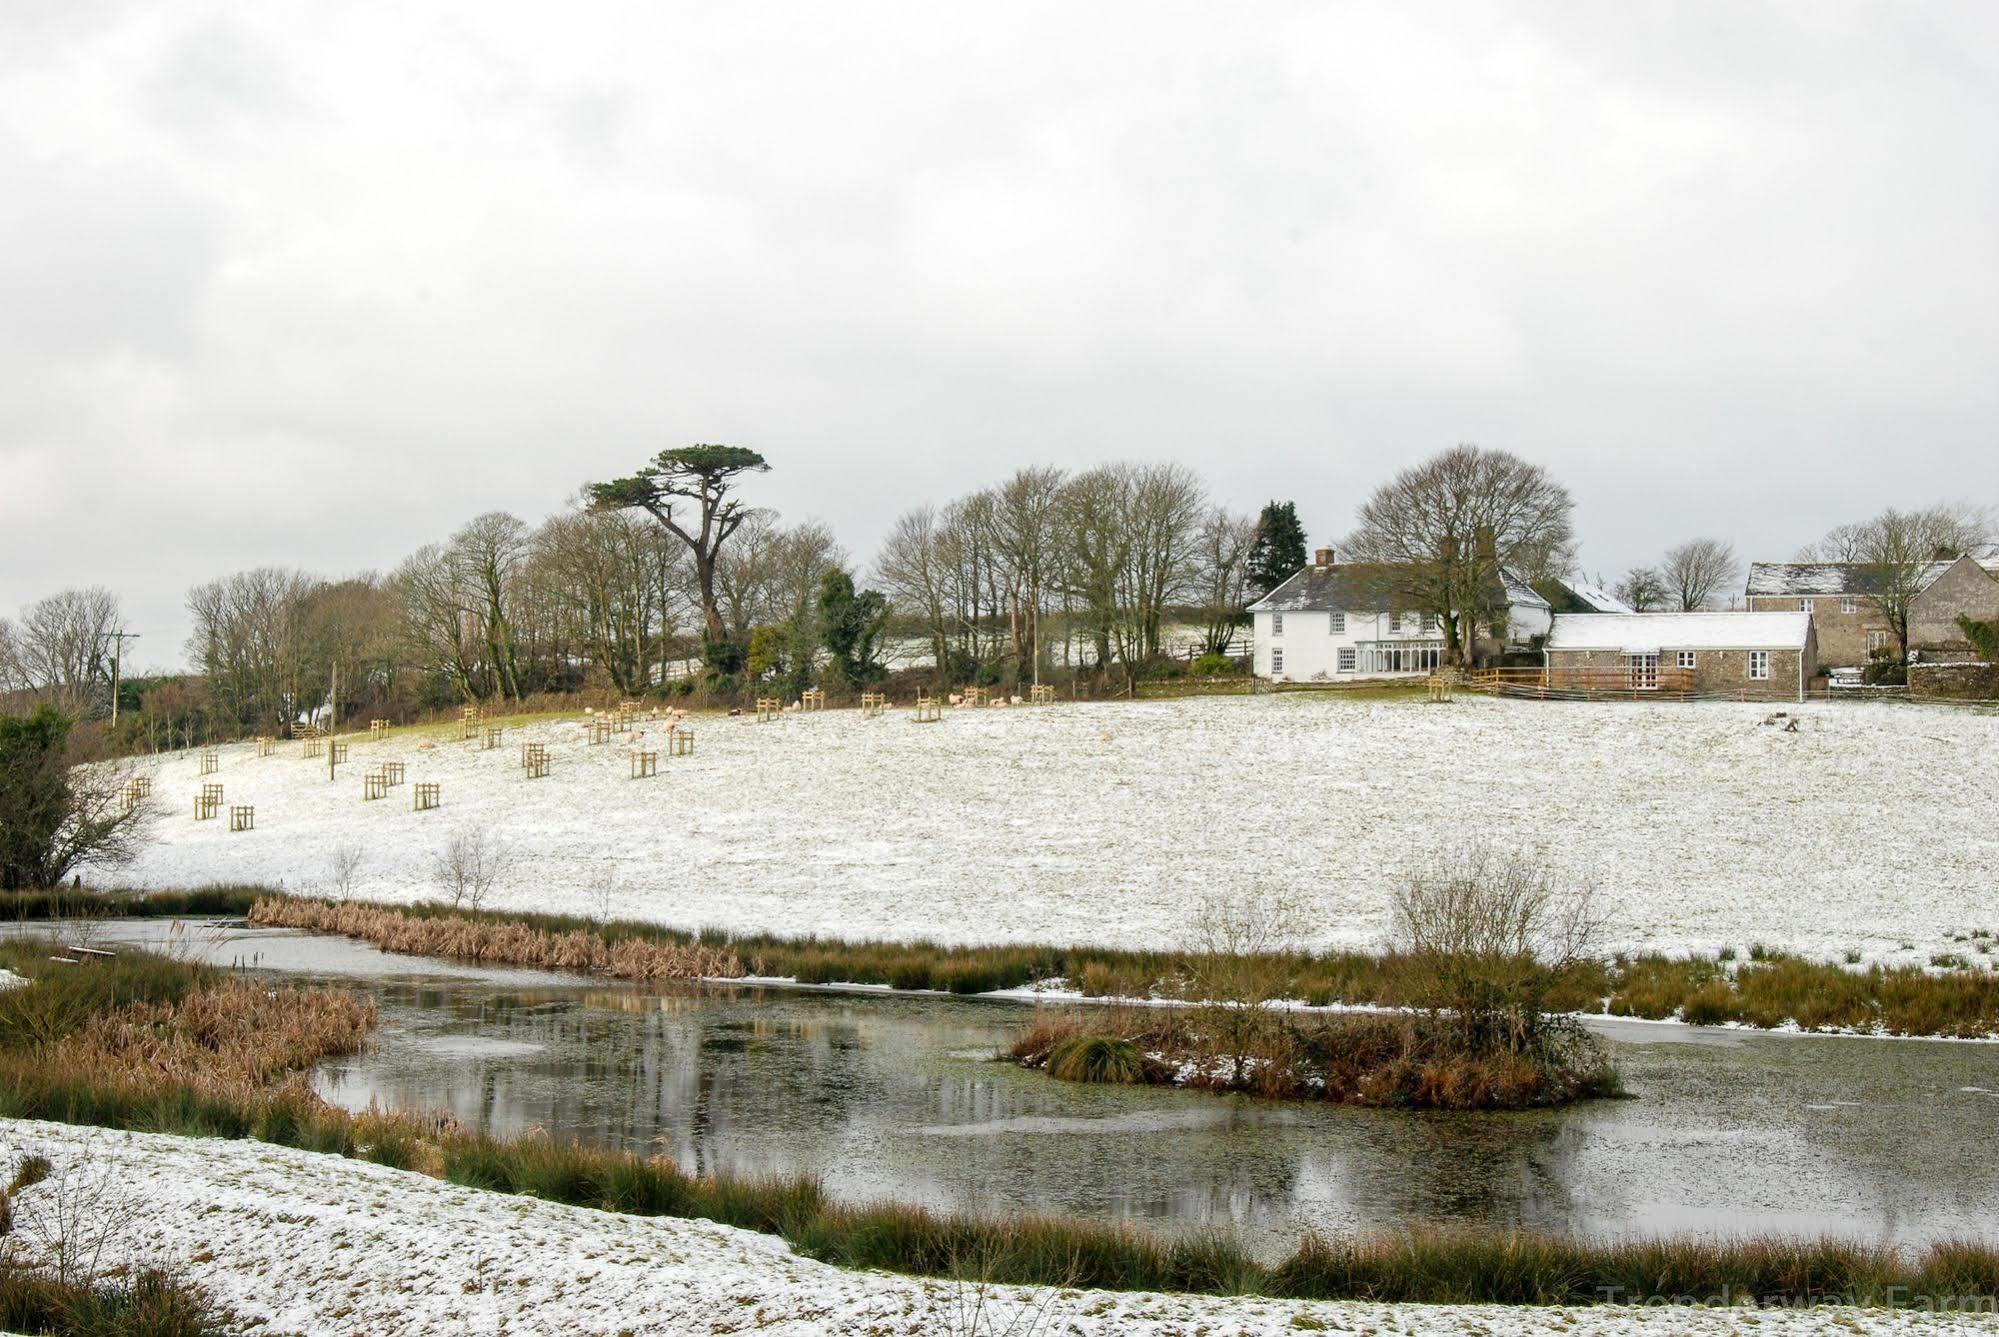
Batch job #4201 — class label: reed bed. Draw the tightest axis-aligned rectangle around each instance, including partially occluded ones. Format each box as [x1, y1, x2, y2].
[19, 886, 1999, 1037]
[247, 897, 741, 981]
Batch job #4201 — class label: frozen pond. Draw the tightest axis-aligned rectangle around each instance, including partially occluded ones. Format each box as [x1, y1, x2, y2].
[23, 919, 1999, 1257]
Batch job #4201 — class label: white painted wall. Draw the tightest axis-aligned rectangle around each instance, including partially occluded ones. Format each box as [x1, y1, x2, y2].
[1251, 608, 1445, 681]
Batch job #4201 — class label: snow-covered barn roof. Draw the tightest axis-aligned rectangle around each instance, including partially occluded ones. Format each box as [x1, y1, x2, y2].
[1546, 611, 1812, 652]
[1564, 580, 1633, 613]
[1746, 554, 1999, 597]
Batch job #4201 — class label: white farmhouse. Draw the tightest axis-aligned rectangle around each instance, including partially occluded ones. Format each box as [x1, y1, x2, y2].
[1247, 547, 1552, 682]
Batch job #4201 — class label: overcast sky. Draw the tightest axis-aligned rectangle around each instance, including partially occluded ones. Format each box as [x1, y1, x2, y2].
[3, 2, 1995, 670]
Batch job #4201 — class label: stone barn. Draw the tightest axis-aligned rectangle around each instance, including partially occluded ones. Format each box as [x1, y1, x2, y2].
[1543, 612, 1817, 701]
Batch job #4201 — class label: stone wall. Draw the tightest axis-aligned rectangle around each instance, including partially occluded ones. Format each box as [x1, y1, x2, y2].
[1909, 661, 1999, 701]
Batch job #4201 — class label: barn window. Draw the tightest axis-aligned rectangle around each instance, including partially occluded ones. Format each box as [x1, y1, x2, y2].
[1627, 653, 1660, 691]
[1842, 598, 1858, 614]
[1677, 651, 1697, 670]
[1749, 651, 1770, 680]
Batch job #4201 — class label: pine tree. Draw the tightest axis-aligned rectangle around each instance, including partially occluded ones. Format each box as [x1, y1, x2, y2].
[1246, 501, 1308, 596]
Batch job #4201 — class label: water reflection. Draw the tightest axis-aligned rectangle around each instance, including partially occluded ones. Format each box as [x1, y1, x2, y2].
[313, 976, 1999, 1256]
[12, 920, 1998, 1256]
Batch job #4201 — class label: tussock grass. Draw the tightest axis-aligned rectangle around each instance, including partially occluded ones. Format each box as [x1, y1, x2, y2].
[0, 1263, 233, 1337]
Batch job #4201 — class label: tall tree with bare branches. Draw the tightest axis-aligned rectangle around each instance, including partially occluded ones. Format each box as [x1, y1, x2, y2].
[1660, 538, 1739, 611]
[1342, 445, 1575, 665]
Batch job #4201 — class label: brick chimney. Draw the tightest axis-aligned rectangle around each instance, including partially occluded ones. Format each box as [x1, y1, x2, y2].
[1314, 546, 1336, 568]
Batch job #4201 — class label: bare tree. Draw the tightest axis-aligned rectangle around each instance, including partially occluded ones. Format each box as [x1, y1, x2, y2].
[988, 466, 1067, 683]
[1613, 565, 1669, 612]
[450, 511, 531, 701]
[1342, 445, 1576, 666]
[185, 567, 316, 735]
[13, 588, 122, 714]
[0, 617, 23, 695]
[1832, 503, 1997, 666]
[433, 829, 505, 910]
[873, 504, 955, 680]
[1660, 538, 1739, 611]
[1192, 507, 1257, 657]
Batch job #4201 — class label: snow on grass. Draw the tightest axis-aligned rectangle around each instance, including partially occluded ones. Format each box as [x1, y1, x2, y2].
[5, 1118, 1991, 1336]
[103, 695, 1999, 964]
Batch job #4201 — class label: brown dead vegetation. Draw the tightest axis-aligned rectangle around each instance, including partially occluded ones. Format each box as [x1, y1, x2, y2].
[248, 896, 742, 981]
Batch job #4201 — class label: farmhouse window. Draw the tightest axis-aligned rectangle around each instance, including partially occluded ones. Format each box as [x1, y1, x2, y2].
[1795, 598, 1809, 612]
[1677, 651, 1697, 670]
[1337, 647, 1356, 673]
[1271, 648, 1284, 674]
[1842, 598, 1858, 614]
[1749, 651, 1770, 680]
[1329, 612, 1345, 634]
[1271, 613, 1284, 635]
[1867, 630, 1891, 655]
[1627, 653, 1660, 691]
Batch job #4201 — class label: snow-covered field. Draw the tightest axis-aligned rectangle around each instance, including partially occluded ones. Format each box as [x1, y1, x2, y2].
[104, 694, 1999, 964]
[6, 1119, 1992, 1336]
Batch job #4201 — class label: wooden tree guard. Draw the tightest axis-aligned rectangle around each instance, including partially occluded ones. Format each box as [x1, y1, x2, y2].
[121, 779, 148, 813]
[859, 692, 885, 718]
[330, 742, 350, 764]
[962, 686, 987, 707]
[913, 695, 942, 723]
[482, 727, 504, 750]
[380, 761, 406, 786]
[522, 742, 550, 779]
[198, 750, 219, 775]
[800, 689, 825, 712]
[202, 782, 224, 803]
[590, 718, 614, 744]
[1426, 672, 1455, 703]
[255, 737, 277, 756]
[667, 726, 694, 756]
[631, 750, 658, 778]
[369, 719, 388, 736]
[129, 776, 153, 798]
[1029, 684, 1056, 705]
[228, 805, 255, 832]
[302, 739, 323, 758]
[362, 773, 390, 801]
[756, 697, 781, 722]
[193, 793, 220, 821]
[412, 782, 440, 811]
[524, 754, 551, 779]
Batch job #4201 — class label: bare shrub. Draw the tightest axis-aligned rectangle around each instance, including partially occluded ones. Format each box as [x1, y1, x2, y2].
[5, 1141, 139, 1288]
[433, 829, 505, 910]
[1187, 886, 1305, 1084]
[588, 861, 620, 925]
[1390, 842, 1607, 1058]
[329, 842, 366, 898]
[1391, 843, 1603, 970]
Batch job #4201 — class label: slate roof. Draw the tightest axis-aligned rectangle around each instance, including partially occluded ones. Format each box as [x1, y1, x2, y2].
[1746, 552, 1999, 598]
[1248, 563, 1549, 615]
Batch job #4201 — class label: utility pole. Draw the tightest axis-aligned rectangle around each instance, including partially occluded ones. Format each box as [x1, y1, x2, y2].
[106, 630, 140, 728]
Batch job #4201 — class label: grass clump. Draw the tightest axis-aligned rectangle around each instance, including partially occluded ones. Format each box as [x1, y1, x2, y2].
[1045, 1034, 1146, 1084]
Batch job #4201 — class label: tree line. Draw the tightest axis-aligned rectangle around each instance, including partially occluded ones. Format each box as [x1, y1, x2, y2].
[3, 442, 1990, 746]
